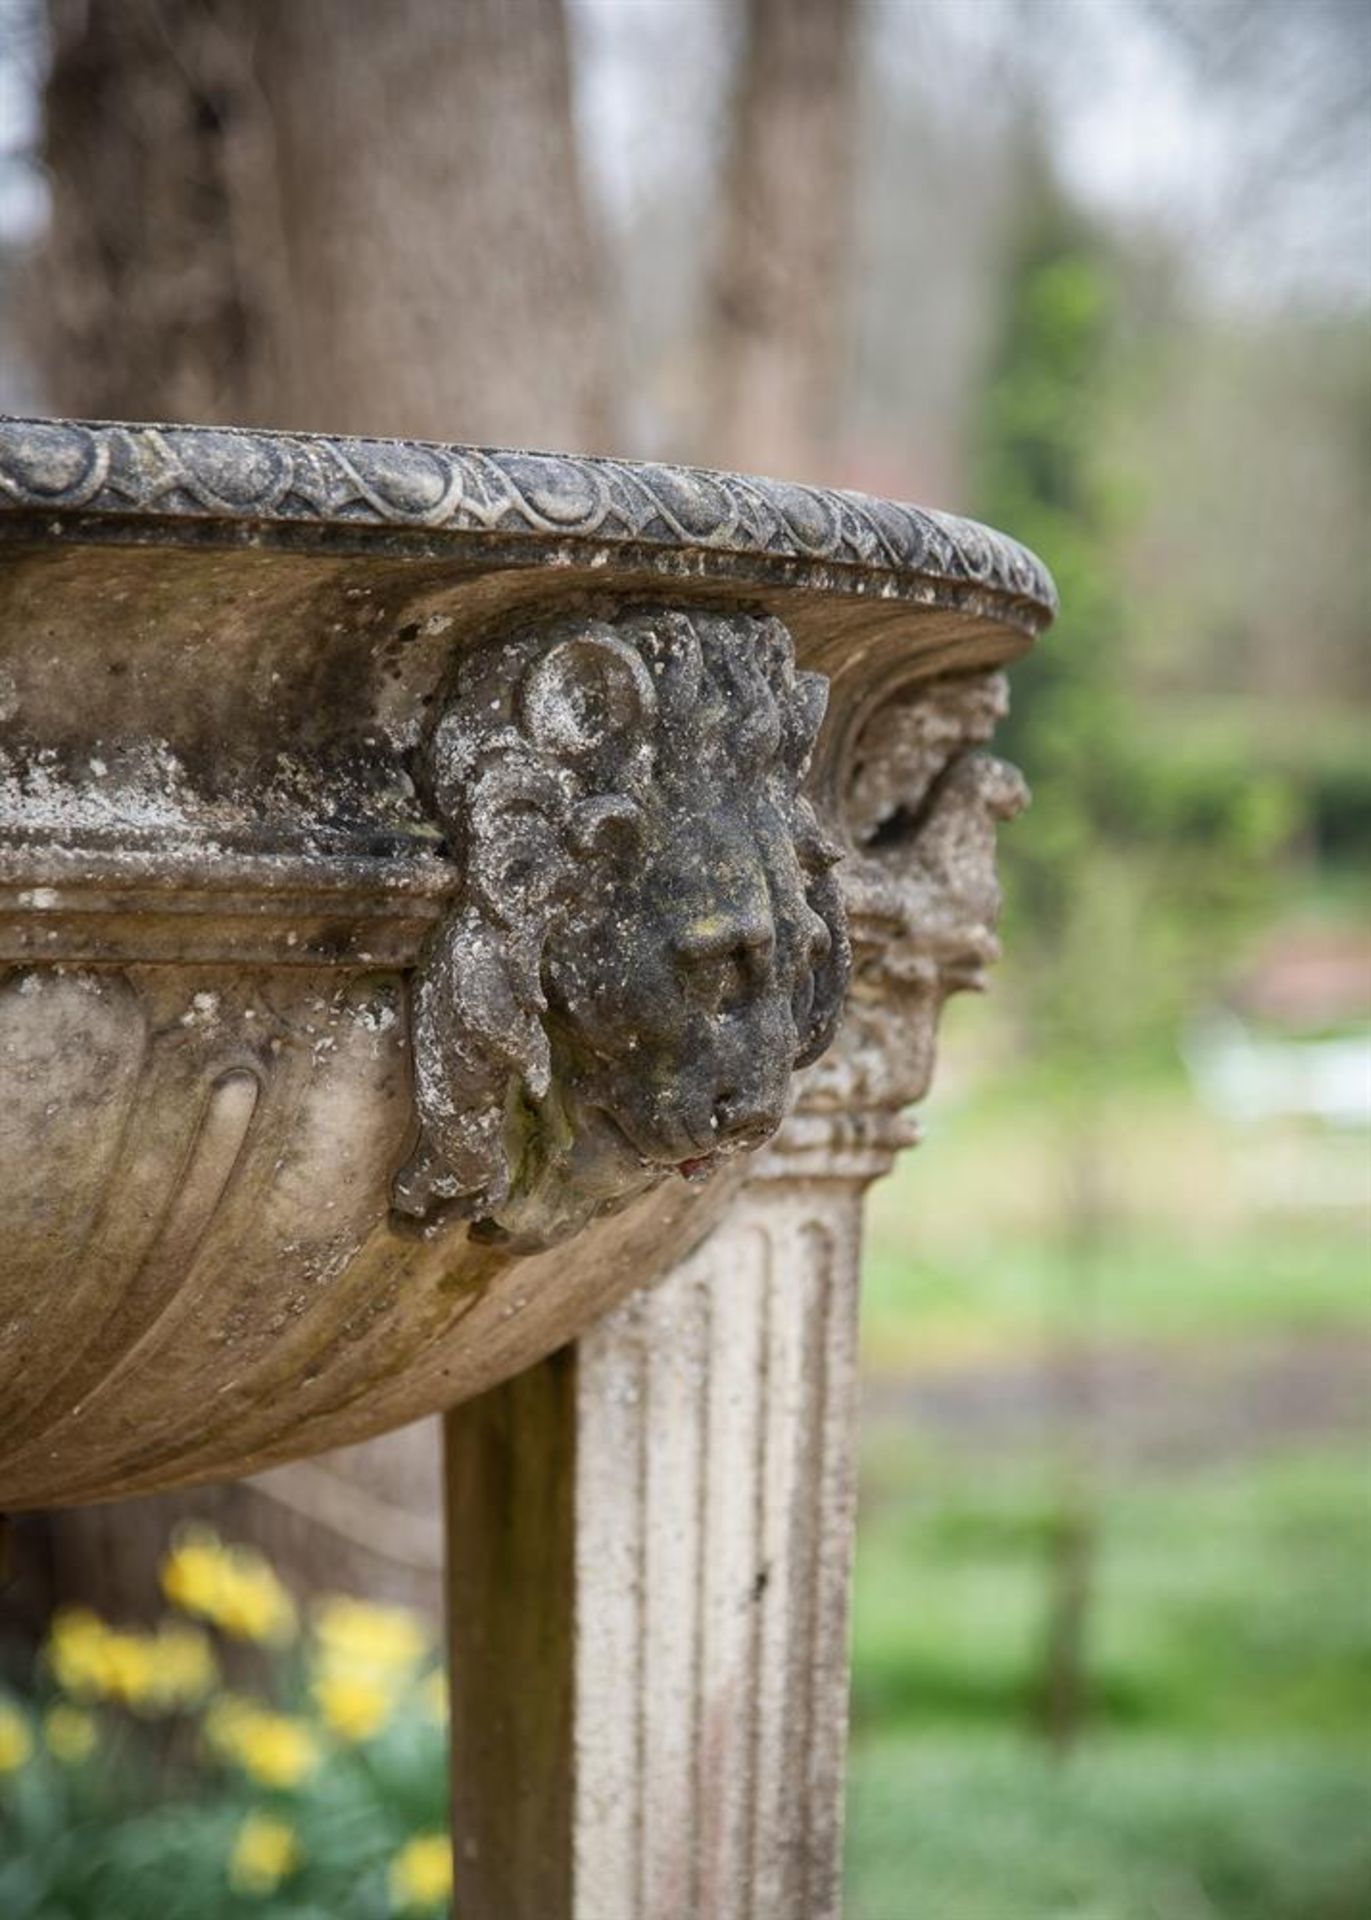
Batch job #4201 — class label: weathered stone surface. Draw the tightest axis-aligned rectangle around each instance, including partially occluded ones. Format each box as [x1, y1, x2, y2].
[447, 1177, 863, 1920]
[0, 417, 1055, 617]
[397, 607, 848, 1247]
[0, 415, 1051, 1510]
[801, 669, 1029, 1150]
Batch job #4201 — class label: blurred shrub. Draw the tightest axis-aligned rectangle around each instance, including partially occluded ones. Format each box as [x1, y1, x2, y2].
[973, 164, 1298, 1075]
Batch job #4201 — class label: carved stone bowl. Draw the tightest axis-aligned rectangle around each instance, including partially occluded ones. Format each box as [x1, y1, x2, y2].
[0, 418, 1053, 1508]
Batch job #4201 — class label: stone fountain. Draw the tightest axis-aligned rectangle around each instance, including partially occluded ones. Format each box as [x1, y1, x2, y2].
[0, 415, 1052, 1918]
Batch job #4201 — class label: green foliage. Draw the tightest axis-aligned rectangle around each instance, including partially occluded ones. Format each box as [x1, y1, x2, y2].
[0, 1543, 451, 1918]
[847, 1735, 1371, 1920]
[0, 1709, 450, 1919]
[851, 1443, 1371, 1742]
[972, 167, 1296, 1068]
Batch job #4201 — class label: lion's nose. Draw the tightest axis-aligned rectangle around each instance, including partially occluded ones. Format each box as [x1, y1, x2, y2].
[676, 916, 776, 1015]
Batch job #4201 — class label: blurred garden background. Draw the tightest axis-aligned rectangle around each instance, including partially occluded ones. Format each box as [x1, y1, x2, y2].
[1, 1, 1368, 1915]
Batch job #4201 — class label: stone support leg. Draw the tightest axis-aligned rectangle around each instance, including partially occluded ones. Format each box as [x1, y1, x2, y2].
[445, 1144, 877, 1920]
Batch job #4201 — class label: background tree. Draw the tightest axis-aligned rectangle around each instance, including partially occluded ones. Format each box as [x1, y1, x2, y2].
[33, 0, 613, 448]
[696, 0, 859, 478]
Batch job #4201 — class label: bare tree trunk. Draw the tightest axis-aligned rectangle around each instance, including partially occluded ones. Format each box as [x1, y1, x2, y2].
[1032, 1109, 1106, 1755]
[32, 0, 272, 424]
[697, 0, 860, 480]
[249, 0, 614, 447]
[29, 0, 614, 1621]
[32, 0, 613, 450]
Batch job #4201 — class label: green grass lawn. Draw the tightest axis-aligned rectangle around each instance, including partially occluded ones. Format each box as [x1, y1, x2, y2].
[863, 1219, 1371, 1363]
[845, 1050, 1371, 1918]
[847, 1735, 1371, 1920]
[851, 1446, 1371, 1741]
[846, 1431, 1371, 1919]
[861, 1059, 1369, 1364]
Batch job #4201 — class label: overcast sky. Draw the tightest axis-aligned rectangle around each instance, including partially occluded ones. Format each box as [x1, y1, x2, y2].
[572, 0, 1371, 314]
[2, 0, 1368, 312]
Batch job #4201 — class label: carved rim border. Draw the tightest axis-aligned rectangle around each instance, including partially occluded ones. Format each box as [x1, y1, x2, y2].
[0, 416, 1056, 634]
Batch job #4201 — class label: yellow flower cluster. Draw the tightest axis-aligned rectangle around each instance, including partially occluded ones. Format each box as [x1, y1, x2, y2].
[0, 1698, 33, 1774]
[314, 1596, 429, 1673]
[205, 1695, 320, 1789]
[310, 1667, 391, 1744]
[309, 1595, 429, 1747]
[389, 1833, 453, 1912]
[229, 1811, 303, 1896]
[6, 1525, 457, 1920]
[161, 1527, 297, 1645]
[47, 1609, 217, 1714]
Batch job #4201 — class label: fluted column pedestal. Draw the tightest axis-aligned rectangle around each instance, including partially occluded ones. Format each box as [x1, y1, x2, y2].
[446, 1121, 893, 1920]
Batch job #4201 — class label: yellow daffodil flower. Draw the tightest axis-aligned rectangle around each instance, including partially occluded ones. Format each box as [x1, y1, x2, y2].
[311, 1667, 392, 1744]
[388, 1833, 453, 1912]
[46, 1609, 110, 1698]
[161, 1528, 296, 1645]
[312, 1597, 428, 1675]
[153, 1622, 218, 1706]
[46, 1609, 217, 1713]
[206, 1696, 320, 1789]
[228, 1812, 302, 1896]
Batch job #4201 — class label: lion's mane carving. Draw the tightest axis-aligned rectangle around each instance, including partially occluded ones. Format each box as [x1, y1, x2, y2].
[392, 607, 850, 1249]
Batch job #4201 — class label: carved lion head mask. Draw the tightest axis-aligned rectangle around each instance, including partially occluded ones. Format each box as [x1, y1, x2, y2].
[392, 607, 850, 1248]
